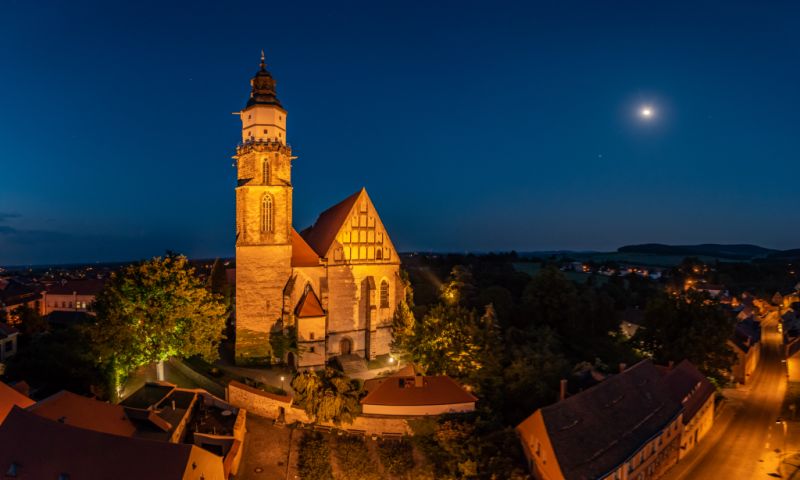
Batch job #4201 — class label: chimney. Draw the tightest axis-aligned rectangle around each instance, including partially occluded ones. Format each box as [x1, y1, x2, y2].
[414, 374, 423, 388]
[559, 379, 567, 401]
[619, 363, 627, 373]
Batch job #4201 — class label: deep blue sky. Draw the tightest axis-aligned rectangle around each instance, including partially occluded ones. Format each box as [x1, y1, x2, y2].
[2, 1, 799, 265]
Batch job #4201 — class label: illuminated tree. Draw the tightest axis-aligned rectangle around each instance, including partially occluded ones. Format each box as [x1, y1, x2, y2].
[86, 254, 227, 398]
[291, 368, 362, 425]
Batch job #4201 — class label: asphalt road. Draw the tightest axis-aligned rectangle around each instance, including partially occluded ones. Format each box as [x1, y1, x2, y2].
[665, 311, 789, 479]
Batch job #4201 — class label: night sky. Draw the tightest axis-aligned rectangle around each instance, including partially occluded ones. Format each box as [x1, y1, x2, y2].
[2, 1, 799, 265]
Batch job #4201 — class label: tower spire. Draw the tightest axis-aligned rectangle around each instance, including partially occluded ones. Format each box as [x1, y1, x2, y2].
[246, 50, 281, 108]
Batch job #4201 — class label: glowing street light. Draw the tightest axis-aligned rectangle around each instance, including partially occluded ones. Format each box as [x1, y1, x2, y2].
[280, 375, 285, 392]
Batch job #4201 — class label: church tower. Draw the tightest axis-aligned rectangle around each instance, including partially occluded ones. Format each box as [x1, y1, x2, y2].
[234, 52, 294, 364]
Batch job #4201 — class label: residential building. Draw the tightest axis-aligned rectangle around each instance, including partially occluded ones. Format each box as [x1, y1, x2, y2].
[0, 278, 43, 319]
[0, 323, 19, 362]
[0, 407, 225, 480]
[786, 338, 800, 382]
[43, 278, 106, 314]
[361, 365, 477, 416]
[729, 319, 761, 384]
[662, 360, 715, 459]
[516, 360, 686, 480]
[233, 54, 402, 368]
[0, 381, 34, 424]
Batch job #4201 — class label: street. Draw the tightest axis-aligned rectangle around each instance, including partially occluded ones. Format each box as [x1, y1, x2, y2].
[665, 311, 791, 479]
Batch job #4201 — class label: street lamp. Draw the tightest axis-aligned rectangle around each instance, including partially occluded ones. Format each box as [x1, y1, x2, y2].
[776, 417, 788, 475]
[280, 375, 285, 392]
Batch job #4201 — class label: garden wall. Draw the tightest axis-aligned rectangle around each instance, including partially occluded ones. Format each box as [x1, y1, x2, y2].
[226, 380, 411, 436]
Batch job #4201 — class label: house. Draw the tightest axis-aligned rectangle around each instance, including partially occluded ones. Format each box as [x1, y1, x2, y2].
[516, 360, 687, 480]
[0, 323, 19, 362]
[619, 308, 645, 338]
[0, 279, 43, 319]
[0, 407, 225, 479]
[29, 390, 137, 437]
[0, 381, 34, 424]
[728, 319, 761, 384]
[120, 382, 246, 476]
[786, 338, 800, 382]
[694, 283, 727, 299]
[360, 365, 477, 416]
[662, 360, 715, 459]
[43, 278, 106, 314]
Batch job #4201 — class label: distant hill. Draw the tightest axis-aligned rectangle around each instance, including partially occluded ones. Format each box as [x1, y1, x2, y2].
[617, 244, 777, 260]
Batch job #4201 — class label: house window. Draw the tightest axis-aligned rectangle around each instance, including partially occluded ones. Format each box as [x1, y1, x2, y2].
[376, 249, 383, 260]
[261, 195, 274, 233]
[263, 159, 270, 184]
[380, 280, 390, 308]
[310, 332, 315, 340]
[309, 346, 315, 353]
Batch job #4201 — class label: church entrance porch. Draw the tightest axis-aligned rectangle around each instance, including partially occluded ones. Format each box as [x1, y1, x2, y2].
[340, 337, 353, 355]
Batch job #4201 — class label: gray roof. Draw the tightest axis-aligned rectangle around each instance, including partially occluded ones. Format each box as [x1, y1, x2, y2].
[540, 360, 682, 480]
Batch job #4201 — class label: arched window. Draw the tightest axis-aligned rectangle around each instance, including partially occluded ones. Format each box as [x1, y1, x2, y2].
[380, 280, 390, 308]
[263, 159, 270, 185]
[261, 194, 274, 233]
[376, 248, 383, 260]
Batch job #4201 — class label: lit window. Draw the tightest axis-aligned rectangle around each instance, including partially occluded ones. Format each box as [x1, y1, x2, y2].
[261, 195, 274, 233]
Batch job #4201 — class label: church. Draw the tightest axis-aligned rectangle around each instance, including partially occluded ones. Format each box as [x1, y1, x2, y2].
[233, 54, 402, 368]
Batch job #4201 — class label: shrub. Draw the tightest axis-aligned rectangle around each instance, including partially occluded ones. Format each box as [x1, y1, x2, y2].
[298, 432, 333, 480]
[378, 440, 415, 476]
[333, 436, 380, 480]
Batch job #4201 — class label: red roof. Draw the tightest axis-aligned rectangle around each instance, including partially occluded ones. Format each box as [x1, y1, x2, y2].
[295, 288, 325, 318]
[662, 360, 716, 423]
[0, 382, 34, 424]
[291, 228, 321, 267]
[301, 189, 363, 257]
[46, 278, 106, 296]
[30, 390, 137, 437]
[361, 374, 477, 407]
[0, 407, 219, 479]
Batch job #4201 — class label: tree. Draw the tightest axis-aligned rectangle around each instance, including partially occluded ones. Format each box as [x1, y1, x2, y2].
[633, 289, 736, 385]
[10, 304, 48, 338]
[86, 254, 227, 397]
[207, 258, 231, 308]
[291, 368, 363, 424]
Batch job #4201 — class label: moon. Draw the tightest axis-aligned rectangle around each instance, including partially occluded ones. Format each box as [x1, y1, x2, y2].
[639, 106, 654, 119]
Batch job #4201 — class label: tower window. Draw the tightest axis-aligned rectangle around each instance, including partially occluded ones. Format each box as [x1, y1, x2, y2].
[310, 332, 315, 340]
[261, 194, 274, 233]
[380, 280, 390, 308]
[264, 129, 268, 134]
[263, 159, 270, 185]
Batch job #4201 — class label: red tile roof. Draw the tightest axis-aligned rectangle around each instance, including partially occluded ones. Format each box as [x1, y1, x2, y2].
[29, 390, 137, 437]
[291, 228, 321, 267]
[46, 278, 106, 296]
[301, 189, 363, 257]
[0, 382, 34, 424]
[0, 407, 219, 480]
[361, 374, 477, 407]
[295, 288, 325, 318]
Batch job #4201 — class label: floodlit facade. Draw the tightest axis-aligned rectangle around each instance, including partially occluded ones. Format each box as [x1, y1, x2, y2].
[233, 54, 402, 367]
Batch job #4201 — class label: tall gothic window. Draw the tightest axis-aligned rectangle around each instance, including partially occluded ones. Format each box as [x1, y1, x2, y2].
[261, 194, 274, 233]
[380, 280, 390, 308]
[263, 159, 270, 185]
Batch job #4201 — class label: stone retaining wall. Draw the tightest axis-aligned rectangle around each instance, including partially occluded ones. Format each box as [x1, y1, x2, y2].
[226, 380, 411, 436]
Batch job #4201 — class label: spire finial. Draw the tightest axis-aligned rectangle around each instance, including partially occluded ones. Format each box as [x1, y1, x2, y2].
[259, 50, 266, 71]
